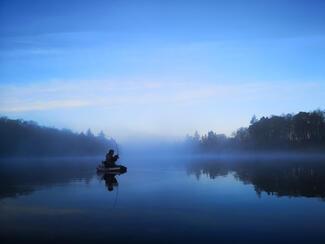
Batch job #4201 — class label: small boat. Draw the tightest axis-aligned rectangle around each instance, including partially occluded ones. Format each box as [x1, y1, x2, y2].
[96, 164, 127, 173]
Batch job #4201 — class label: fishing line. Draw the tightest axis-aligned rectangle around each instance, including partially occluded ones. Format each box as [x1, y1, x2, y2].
[114, 140, 119, 156]
[113, 184, 119, 208]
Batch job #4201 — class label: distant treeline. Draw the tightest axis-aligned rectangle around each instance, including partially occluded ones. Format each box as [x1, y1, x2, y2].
[186, 110, 325, 152]
[0, 117, 116, 157]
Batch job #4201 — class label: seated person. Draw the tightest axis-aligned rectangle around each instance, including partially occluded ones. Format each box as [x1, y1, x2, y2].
[104, 149, 119, 167]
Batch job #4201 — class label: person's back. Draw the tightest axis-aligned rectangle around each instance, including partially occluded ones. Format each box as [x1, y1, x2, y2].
[105, 149, 118, 167]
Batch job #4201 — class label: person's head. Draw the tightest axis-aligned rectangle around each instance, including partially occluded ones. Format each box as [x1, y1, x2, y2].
[108, 149, 114, 155]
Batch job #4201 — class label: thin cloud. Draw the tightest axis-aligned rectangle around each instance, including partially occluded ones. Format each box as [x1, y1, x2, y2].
[0, 79, 323, 113]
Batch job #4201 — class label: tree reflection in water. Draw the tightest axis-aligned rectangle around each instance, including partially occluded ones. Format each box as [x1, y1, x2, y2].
[187, 157, 325, 199]
[0, 158, 94, 199]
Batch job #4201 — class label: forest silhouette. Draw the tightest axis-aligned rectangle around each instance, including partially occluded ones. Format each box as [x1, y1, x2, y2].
[1, 110, 325, 157]
[187, 110, 325, 152]
[0, 117, 115, 157]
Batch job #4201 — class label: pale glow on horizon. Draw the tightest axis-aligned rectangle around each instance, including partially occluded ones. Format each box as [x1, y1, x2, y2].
[1, 78, 324, 140]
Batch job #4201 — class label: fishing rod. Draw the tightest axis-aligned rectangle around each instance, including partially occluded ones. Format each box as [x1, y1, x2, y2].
[114, 139, 119, 156]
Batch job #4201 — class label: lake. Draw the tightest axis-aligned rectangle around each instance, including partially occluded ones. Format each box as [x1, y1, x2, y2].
[1, 153, 325, 243]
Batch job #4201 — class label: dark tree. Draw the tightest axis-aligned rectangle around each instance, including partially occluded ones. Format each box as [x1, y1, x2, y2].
[0, 117, 115, 157]
[187, 110, 325, 152]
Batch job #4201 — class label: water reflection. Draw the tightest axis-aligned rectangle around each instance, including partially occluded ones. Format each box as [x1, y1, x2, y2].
[1, 156, 325, 243]
[187, 157, 325, 199]
[0, 157, 129, 199]
[0, 158, 96, 199]
[98, 172, 127, 192]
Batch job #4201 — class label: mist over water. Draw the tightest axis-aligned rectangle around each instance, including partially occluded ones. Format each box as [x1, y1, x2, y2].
[1, 143, 325, 244]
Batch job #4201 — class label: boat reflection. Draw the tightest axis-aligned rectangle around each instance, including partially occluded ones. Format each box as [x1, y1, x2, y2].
[98, 171, 127, 192]
[187, 157, 325, 199]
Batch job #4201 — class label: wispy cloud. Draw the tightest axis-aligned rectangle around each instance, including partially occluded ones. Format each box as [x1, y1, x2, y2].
[0, 79, 323, 113]
[0, 79, 216, 112]
[0, 99, 91, 112]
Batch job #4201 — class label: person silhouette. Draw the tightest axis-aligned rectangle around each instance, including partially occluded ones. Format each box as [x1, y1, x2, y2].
[104, 149, 119, 167]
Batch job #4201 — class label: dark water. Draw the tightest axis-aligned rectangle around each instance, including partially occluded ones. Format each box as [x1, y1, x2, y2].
[1, 154, 325, 244]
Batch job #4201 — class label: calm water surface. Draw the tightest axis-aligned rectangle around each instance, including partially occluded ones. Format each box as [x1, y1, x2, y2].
[1, 154, 325, 243]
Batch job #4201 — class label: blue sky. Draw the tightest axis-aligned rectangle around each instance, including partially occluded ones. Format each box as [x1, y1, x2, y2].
[0, 0, 324, 140]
